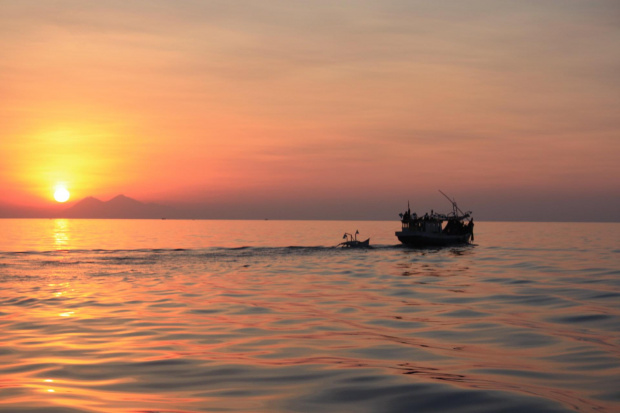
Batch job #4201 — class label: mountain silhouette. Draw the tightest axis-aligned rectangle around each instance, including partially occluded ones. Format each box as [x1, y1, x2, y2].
[61, 195, 174, 219]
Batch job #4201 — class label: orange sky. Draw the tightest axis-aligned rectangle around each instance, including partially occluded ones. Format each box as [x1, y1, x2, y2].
[1, 1, 619, 220]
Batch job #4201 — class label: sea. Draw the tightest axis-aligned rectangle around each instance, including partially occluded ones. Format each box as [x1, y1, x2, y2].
[0, 219, 618, 413]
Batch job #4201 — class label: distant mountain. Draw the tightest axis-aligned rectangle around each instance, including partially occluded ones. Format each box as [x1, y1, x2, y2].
[60, 195, 175, 219]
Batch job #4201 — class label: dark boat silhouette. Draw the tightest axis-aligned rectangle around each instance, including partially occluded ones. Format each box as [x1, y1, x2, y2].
[395, 191, 474, 247]
[339, 230, 370, 248]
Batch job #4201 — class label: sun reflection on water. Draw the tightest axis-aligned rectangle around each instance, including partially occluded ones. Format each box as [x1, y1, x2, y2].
[53, 219, 70, 249]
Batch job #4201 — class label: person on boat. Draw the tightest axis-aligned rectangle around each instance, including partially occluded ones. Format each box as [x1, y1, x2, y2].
[468, 219, 474, 234]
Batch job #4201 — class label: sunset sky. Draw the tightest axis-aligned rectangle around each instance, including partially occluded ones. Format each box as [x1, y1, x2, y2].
[1, 1, 618, 221]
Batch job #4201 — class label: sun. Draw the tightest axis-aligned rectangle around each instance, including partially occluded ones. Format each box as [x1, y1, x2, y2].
[53, 186, 70, 203]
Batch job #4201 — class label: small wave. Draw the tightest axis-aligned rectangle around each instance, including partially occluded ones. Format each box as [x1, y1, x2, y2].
[551, 313, 614, 324]
[0, 248, 196, 256]
[0, 245, 409, 259]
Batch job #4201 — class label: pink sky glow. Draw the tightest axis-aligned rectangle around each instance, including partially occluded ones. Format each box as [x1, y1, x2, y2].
[1, 1, 619, 221]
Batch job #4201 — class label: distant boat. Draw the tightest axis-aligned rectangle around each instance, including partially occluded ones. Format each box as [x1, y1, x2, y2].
[395, 191, 474, 247]
[339, 230, 370, 248]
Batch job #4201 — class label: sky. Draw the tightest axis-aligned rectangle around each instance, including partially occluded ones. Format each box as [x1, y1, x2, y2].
[1, 0, 619, 221]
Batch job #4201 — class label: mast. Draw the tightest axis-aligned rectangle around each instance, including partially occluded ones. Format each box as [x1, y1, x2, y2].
[438, 190, 467, 217]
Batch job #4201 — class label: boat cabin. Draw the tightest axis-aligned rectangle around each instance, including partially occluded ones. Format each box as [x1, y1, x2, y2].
[402, 218, 442, 234]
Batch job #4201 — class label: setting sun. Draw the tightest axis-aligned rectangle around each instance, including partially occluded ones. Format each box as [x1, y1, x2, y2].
[54, 186, 70, 203]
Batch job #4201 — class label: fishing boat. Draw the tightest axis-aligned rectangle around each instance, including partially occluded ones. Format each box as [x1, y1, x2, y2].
[395, 191, 474, 247]
[339, 230, 370, 248]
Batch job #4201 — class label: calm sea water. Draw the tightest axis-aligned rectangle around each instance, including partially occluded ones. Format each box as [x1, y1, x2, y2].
[0, 219, 618, 413]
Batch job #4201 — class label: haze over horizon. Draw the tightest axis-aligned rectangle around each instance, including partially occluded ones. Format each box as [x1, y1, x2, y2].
[1, 1, 619, 222]
[1, 192, 616, 222]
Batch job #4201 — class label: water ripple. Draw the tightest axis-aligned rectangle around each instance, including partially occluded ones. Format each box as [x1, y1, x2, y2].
[0, 221, 618, 412]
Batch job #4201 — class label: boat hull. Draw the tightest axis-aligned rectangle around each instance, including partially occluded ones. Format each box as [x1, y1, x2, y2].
[395, 231, 471, 247]
[341, 238, 370, 248]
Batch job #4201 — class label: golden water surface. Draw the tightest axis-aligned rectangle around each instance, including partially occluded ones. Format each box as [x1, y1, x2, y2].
[0, 220, 618, 412]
